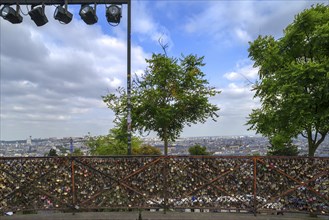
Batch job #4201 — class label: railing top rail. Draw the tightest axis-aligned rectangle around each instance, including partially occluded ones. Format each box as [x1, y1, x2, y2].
[0, 155, 328, 160]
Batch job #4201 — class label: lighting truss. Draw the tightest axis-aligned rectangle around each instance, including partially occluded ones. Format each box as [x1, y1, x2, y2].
[106, 4, 121, 25]
[0, 1, 129, 5]
[54, 5, 73, 24]
[0, 0, 133, 155]
[79, 4, 97, 25]
[0, 5, 22, 24]
[28, 5, 48, 26]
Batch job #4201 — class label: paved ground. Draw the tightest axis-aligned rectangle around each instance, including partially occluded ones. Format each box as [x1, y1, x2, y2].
[2, 211, 329, 220]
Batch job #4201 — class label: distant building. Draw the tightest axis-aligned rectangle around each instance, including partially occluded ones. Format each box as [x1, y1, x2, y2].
[26, 136, 32, 145]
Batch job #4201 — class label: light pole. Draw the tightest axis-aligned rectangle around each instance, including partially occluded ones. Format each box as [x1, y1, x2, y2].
[126, 0, 132, 155]
[0, 0, 132, 154]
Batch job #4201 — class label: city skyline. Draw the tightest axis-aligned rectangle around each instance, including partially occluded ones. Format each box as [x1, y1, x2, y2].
[1, 134, 328, 157]
[1, 1, 327, 141]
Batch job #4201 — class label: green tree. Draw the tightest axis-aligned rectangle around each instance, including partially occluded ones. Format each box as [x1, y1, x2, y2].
[47, 148, 58, 157]
[247, 4, 329, 156]
[267, 134, 299, 156]
[133, 145, 162, 155]
[104, 53, 220, 155]
[87, 127, 142, 155]
[188, 144, 211, 155]
[70, 148, 84, 156]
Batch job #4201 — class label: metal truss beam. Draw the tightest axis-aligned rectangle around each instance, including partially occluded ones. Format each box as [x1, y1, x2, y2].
[0, 0, 128, 5]
[0, 0, 132, 155]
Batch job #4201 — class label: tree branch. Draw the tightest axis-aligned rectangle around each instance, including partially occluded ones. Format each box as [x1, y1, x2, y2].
[158, 35, 169, 57]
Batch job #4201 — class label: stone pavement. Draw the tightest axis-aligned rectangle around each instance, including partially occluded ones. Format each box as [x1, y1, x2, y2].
[2, 211, 329, 220]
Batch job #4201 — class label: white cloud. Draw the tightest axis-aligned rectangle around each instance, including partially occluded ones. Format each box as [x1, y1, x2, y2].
[224, 72, 240, 81]
[132, 1, 173, 48]
[235, 28, 252, 43]
[18, 80, 38, 88]
[224, 61, 259, 82]
[196, 61, 261, 137]
[183, 1, 327, 44]
[0, 12, 149, 140]
[183, 81, 259, 137]
[2, 1, 323, 140]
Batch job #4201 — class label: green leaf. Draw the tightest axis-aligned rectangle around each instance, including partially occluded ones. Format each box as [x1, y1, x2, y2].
[247, 4, 329, 156]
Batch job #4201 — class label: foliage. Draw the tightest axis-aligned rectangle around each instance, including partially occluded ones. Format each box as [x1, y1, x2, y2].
[133, 145, 162, 155]
[87, 127, 142, 156]
[103, 53, 220, 155]
[188, 144, 211, 155]
[247, 4, 329, 156]
[267, 134, 299, 156]
[53, 145, 67, 155]
[47, 148, 58, 157]
[70, 148, 84, 156]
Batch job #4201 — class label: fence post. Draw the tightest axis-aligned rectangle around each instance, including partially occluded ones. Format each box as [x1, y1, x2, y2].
[253, 157, 257, 216]
[71, 157, 76, 212]
[163, 156, 169, 214]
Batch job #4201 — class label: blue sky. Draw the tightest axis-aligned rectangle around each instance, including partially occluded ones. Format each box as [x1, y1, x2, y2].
[0, 0, 327, 140]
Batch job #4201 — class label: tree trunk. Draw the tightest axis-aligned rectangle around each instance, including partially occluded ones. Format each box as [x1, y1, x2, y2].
[308, 145, 316, 157]
[307, 129, 315, 157]
[164, 127, 168, 156]
[306, 129, 326, 157]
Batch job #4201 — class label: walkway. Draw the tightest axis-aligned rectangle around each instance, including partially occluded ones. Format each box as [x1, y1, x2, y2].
[2, 211, 329, 220]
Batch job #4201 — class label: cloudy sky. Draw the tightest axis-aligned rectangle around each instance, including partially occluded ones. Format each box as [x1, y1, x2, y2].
[0, 0, 327, 141]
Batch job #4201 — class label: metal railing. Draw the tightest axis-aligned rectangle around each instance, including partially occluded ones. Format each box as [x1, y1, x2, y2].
[0, 156, 328, 215]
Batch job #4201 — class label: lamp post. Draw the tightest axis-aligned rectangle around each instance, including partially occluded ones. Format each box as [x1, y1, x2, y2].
[127, 0, 132, 155]
[0, 0, 132, 154]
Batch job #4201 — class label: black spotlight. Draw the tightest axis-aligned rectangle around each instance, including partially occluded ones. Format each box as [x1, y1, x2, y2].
[79, 4, 98, 25]
[106, 4, 121, 25]
[54, 5, 73, 24]
[0, 5, 23, 24]
[28, 5, 48, 26]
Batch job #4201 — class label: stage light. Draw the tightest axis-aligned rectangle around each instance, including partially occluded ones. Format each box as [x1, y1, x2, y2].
[28, 5, 48, 26]
[79, 4, 97, 25]
[54, 5, 72, 24]
[0, 5, 23, 24]
[106, 4, 121, 25]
